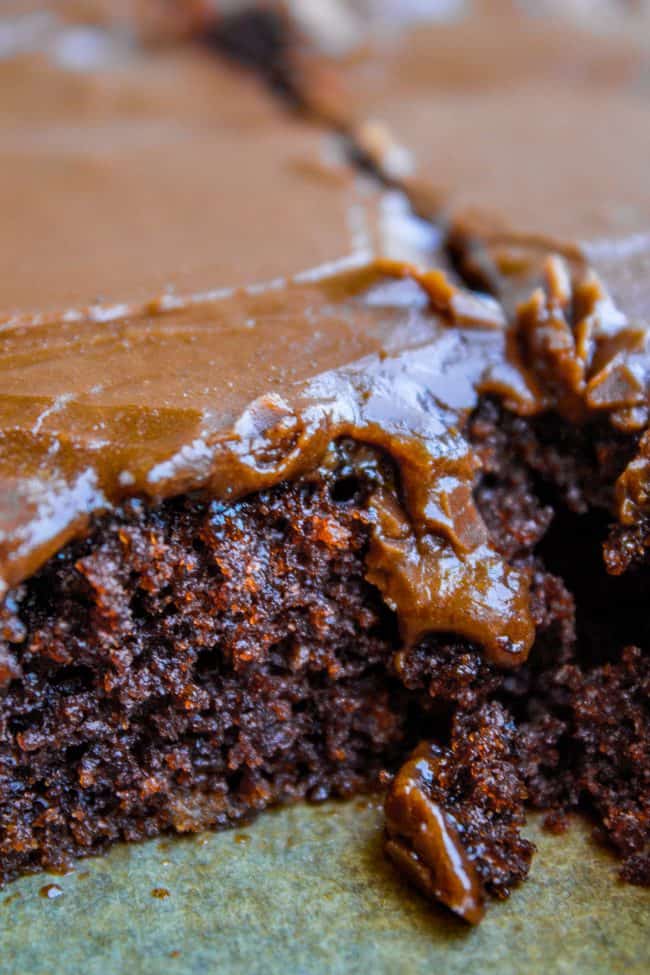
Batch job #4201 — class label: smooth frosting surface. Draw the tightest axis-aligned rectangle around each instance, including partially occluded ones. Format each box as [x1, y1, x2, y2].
[0, 36, 432, 320]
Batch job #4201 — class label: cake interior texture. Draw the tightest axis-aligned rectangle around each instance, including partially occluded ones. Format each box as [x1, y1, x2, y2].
[1, 407, 647, 901]
[0, 443, 413, 885]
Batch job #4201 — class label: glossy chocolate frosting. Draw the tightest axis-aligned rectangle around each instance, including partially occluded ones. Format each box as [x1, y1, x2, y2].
[286, 2, 650, 519]
[0, 265, 538, 665]
[0, 14, 537, 669]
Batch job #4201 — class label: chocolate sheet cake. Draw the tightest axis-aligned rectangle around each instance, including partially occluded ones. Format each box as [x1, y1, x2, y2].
[0, 1, 648, 927]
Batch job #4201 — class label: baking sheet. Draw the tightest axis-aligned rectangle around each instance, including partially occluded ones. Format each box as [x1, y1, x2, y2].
[1, 799, 648, 974]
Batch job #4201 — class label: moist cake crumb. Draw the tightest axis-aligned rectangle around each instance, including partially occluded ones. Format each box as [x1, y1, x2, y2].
[0, 445, 413, 885]
[518, 646, 650, 887]
[385, 703, 534, 924]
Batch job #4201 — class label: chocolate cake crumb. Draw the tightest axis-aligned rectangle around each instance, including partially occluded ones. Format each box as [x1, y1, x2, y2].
[1, 388, 648, 914]
[0, 444, 418, 885]
[518, 646, 650, 885]
[384, 394, 648, 919]
[385, 703, 534, 923]
[470, 398, 637, 518]
[604, 519, 650, 576]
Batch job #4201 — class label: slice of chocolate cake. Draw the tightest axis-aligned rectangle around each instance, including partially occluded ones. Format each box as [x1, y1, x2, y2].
[0, 256, 553, 888]
[0, 1, 648, 930]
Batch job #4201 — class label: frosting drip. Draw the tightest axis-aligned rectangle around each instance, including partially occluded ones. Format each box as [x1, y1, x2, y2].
[0, 266, 537, 666]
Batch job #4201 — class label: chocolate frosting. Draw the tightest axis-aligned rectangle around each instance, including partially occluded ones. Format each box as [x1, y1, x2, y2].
[384, 739, 485, 925]
[300, 3, 650, 524]
[0, 39, 433, 319]
[0, 265, 537, 665]
[309, 5, 650, 321]
[343, 6, 644, 99]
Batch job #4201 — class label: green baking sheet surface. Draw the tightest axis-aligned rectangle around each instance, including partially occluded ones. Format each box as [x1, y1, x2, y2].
[1, 799, 648, 975]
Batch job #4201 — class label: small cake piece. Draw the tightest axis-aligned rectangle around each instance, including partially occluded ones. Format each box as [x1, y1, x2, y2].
[385, 703, 533, 925]
[516, 646, 650, 886]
